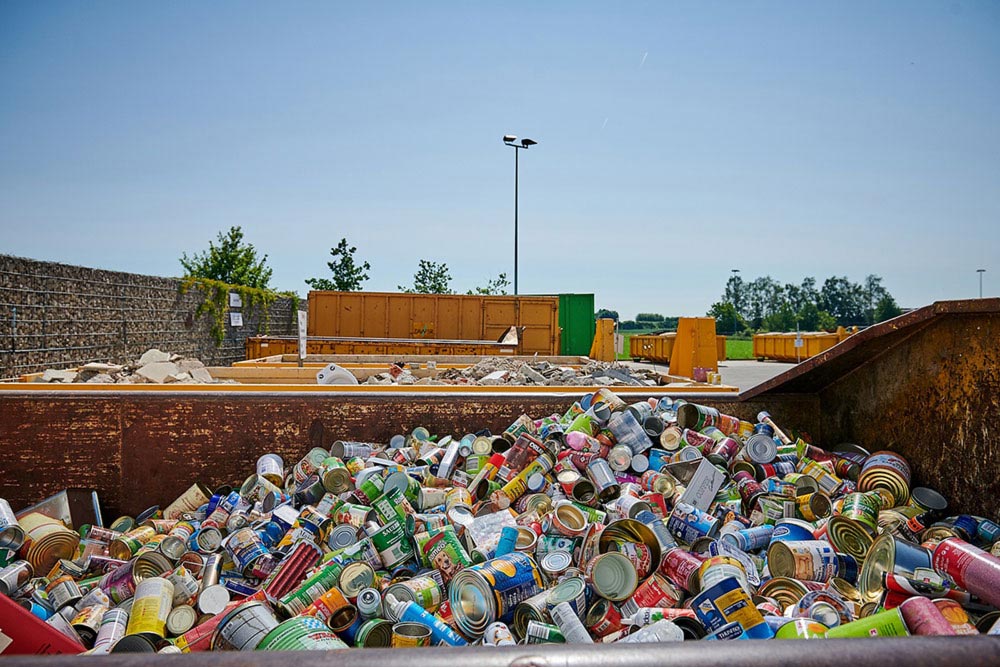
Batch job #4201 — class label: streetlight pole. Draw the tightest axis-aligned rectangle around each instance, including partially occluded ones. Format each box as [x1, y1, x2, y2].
[730, 268, 741, 336]
[503, 135, 538, 295]
[978, 269, 986, 298]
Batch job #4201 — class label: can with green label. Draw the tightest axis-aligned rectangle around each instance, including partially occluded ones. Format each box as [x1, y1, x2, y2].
[824, 608, 909, 638]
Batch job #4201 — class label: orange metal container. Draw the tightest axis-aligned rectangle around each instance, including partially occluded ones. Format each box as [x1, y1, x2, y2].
[629, 334, 726, 363]
[752, 328, 854, 362]
[306, 292, 559, 355]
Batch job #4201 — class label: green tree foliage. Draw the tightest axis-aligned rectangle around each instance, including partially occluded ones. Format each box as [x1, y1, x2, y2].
[708, 301, 747, 336]
[398, 260, 453, 294]
[712, 273, 899, 332]
[304, 238, 371, 292]
[180, 226, 272, 289]
[467, 272, 510, 295]
[595, 309, 619, 321]
[636, 313, 665, 323]
[874, 294, 903, 322]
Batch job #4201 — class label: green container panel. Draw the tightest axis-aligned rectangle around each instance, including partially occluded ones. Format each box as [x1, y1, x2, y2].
[558, 293, 595, 356]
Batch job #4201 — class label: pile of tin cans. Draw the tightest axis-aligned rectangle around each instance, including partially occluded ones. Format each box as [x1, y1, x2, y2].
[1, 389, 999, 654]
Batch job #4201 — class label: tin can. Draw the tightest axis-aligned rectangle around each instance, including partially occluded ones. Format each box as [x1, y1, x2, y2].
[524, 620, 566, 644]
[384, 576, 443, 618]
[367, 520, 413, 570]
[585, 598, 625, 638]
[449, 552, 543, 638]
[720, 525, 773, 552]
[774, 618, 828, 639]
[825, 607, 909, 638]
[858, 451, 911, 506]
[223, 527, 269, 576]
[544, 576, 588, 620]
[46, 575, 83, 610]
[90, 608, 129, 654]
[256, 454, 284, 486]
[931, 537, 1000, 608]
[798, 459, 844, 495]
[256, 614, 349, 650]
[0, 560, 33, 597]
[692, 576, 773, 639]
[858, 533, 933, 602]
[744, 434, 777, 464]
[339, 561, 376, 599]
[166, 604, 198, 637]
[0, 499, 25, 551]
[357, 587, 382, 620]
[698, 555, 750, 594]
[667, 502, 720, 544]
[586, 459, 620, 502]
[767, 540, 839, 582]
[354, 618, 393, 647]
[660, 547, 703, 593]
[390, 621, 432, 647]
[163, 483, 213, 520]
[898, 595, 956, 636]
[125, 576, 174, 638]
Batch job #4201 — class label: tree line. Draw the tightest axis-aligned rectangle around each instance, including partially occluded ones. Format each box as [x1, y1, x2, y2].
[180, 227, 510, 295]
[708, 273, 903, 334]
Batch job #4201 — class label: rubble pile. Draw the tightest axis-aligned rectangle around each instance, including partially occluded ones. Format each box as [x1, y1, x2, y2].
[34, 349, 221, 385]
[363, 358, 664, 387]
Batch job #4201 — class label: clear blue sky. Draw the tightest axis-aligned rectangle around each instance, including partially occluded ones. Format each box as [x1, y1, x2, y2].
[2, 2, 998, 318]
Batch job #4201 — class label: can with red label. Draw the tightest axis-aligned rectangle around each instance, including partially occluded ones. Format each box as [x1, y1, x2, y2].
[931, 537, 1000, 609]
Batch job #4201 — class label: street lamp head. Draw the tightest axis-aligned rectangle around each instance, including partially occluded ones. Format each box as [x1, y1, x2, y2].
[503, 135, 517, 144]
[520, 138, 538, 147]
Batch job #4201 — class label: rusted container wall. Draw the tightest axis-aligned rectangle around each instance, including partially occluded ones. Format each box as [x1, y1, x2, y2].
[307, 291, 559, 354]
[0, 391, 816, 518]
[816, 311, 1000, 516]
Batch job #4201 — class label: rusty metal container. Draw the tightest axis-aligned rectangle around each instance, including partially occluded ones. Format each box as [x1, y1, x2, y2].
[306, 291, 560, 355]
[0, 299, 998, 665]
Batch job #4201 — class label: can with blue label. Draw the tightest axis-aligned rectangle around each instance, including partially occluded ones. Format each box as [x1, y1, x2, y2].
[667, 502, 720, 544]
[692, 576, 773, 639]
[448, 552, 543, 638]
[769, 518, 816, 544]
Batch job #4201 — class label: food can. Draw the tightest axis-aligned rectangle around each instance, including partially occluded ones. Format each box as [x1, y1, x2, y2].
[353, 618, 393, 647]
[339, 561, 376, 599]
[163, 483, 213, 520]
[256, 454, 284, 486]
[586, 459, 621, 502]
[19, 512, 81, 573]
[825, 607, 909, 638]
[166, 604, 198, 636]
[210, 601, 281, 651]
[858, 533, 933, 602]
[931, 537, 1000, 608]
[767, 540, 839, 582]
[524, 620, 566, 644]
[0, 559, 34, 596]
[390, 621, 431, 647]
[898, 596, 956, 636]
[774, 618, 828, 639]
[692, 576, 773, 639]
[769, 518, 816, 544]
[660, 547, 703, 592]
[698, 555, 750, 594]
[223, 527, 269, 576]
[449, 552, 543, 638]
[720, 525, 773, 552]
[544, 576, 588, 620]
[125, 576, 174, 638]
[384, 575, 444, 618]
[0, 498, 26, 551]
[667, 502, 720, 544]
[91, 608, 129, 654]
[256, 614, 349, 650]
[585, 597, 625, 638]
[858, 451, 911, 506]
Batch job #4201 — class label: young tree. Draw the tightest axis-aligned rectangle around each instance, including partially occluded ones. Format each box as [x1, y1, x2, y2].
[180, 226, 272, 288]
[304, 238, 371, 291]
[398, 260, 453, 294]
[724, 274, 747, 320]
[467, 273, 510, 295]
[707, 301, 746, 336]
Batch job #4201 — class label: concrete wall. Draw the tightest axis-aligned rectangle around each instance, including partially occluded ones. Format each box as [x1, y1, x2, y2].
[0, 254, 301, 379]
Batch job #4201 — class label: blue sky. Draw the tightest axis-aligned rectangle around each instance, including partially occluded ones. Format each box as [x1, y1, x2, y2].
[1, 1, 998, 317]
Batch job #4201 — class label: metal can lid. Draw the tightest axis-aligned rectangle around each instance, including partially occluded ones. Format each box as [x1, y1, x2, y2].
[197, 583, 231, 615]
[328, 524, 358, 551]
[526, 473, 546, 492]
[166, 604, 198, 635]
[540, 550, 573, 575]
